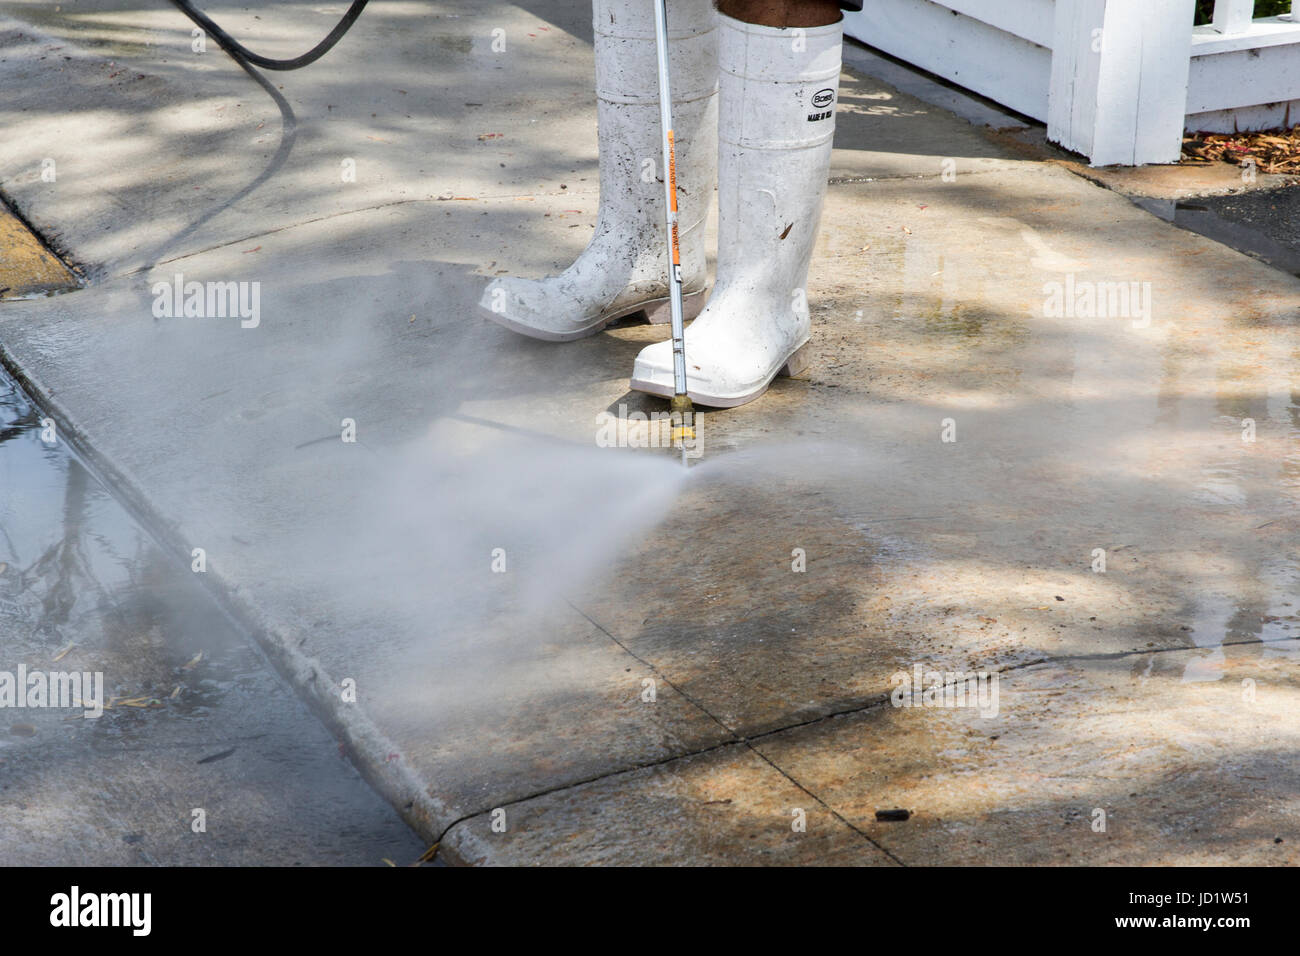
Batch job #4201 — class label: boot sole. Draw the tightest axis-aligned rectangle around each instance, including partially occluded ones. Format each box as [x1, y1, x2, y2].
[482, 289, 707, 343]
[629, 338, 812, 408]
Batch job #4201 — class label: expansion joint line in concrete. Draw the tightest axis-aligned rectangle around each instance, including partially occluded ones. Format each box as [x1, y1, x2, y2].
[570, 597, 909, 866]
[128, 199, 423, 277]
[433, 597, 908, 866]
[122, 190, 601, 280]
[997, 633, 1297, 675]
[8, 339, 1288, 866]
[435, 616, 1295, 864]
[827, 166, 1014, 187]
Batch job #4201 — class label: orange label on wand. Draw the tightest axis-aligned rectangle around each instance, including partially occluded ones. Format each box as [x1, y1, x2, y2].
[667, 130, 679, 214]
[667, 129, 680, 266]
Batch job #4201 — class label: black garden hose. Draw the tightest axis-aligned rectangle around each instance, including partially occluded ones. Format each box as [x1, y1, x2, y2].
[168, 0, 370, 70]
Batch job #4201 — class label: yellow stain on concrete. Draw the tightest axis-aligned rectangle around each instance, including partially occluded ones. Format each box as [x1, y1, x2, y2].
[0, 204, 79, 300]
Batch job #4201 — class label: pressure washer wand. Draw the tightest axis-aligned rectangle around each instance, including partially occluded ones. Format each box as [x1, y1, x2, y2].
[652, 0, 694, 467]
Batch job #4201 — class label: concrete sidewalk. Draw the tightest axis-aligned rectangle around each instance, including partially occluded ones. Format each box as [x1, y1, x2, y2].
[1, 0, 1297, 865]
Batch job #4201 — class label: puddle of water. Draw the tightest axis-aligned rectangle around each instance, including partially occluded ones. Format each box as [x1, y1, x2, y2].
[0, 368, 423, 864]
[1131, 196, 1300, 278]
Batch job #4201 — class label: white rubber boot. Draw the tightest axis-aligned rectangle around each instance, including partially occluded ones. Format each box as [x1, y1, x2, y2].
[479, 0, 718, 342]
[630, 12, 842, 406]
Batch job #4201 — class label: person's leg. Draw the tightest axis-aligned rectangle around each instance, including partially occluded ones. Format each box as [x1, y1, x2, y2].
[479, 0, 718, 342]
[630, 0, 845, 406]
[717, 0, 842, 28]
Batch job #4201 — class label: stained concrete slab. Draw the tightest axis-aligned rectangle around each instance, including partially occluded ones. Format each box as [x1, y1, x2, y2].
[1, 1, 1297, 865]
[570, 166, 1300, 744]
[448, 641, 1300, 866]
[752, 640, 1300, 865]
[445, 742, 899, 866]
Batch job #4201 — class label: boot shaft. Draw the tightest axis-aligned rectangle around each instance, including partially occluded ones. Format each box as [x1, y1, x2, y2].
[715, 13, 842, 300]
[593, 0, 719, 105]
[718, 13, 842, 150]
[589, 0, 720, 290]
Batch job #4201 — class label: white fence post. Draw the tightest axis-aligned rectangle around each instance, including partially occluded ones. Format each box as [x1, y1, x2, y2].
[1048, 0, 1197, 166]
[1213, 0, 1255, 34]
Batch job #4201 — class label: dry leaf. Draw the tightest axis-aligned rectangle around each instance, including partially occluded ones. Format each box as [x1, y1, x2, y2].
[113, 695, 160, 708]
[1183, 124, 1300, 175]
[416, 843, 440, 864]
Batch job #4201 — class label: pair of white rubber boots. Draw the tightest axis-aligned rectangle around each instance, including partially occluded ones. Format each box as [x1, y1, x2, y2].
[481, 0, 843, 409]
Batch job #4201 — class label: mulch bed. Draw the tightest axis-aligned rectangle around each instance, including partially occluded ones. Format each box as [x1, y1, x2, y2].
[1182, 125, 1300, 174]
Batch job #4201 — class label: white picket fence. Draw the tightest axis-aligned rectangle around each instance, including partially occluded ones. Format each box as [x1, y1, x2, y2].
[843, 0, 1300, 166]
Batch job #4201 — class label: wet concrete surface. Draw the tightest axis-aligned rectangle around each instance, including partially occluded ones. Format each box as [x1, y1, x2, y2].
[1, 0, 1297, 866]
[1198, 186, 1300, 271]
[0, 371, 425, 864]
[986, 120, 1300, 280]
[1131, 197, 1300, 280]
[748, 642, 1300, 866]
[451, 641, 1300, 866]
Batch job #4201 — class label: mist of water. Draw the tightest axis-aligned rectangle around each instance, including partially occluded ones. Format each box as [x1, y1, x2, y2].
[311, 428, 893, 633]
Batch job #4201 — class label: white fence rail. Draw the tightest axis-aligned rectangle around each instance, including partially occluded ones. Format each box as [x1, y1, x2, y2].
[844, 0, 1300, 166]
[1213, 0, 1259, 35]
